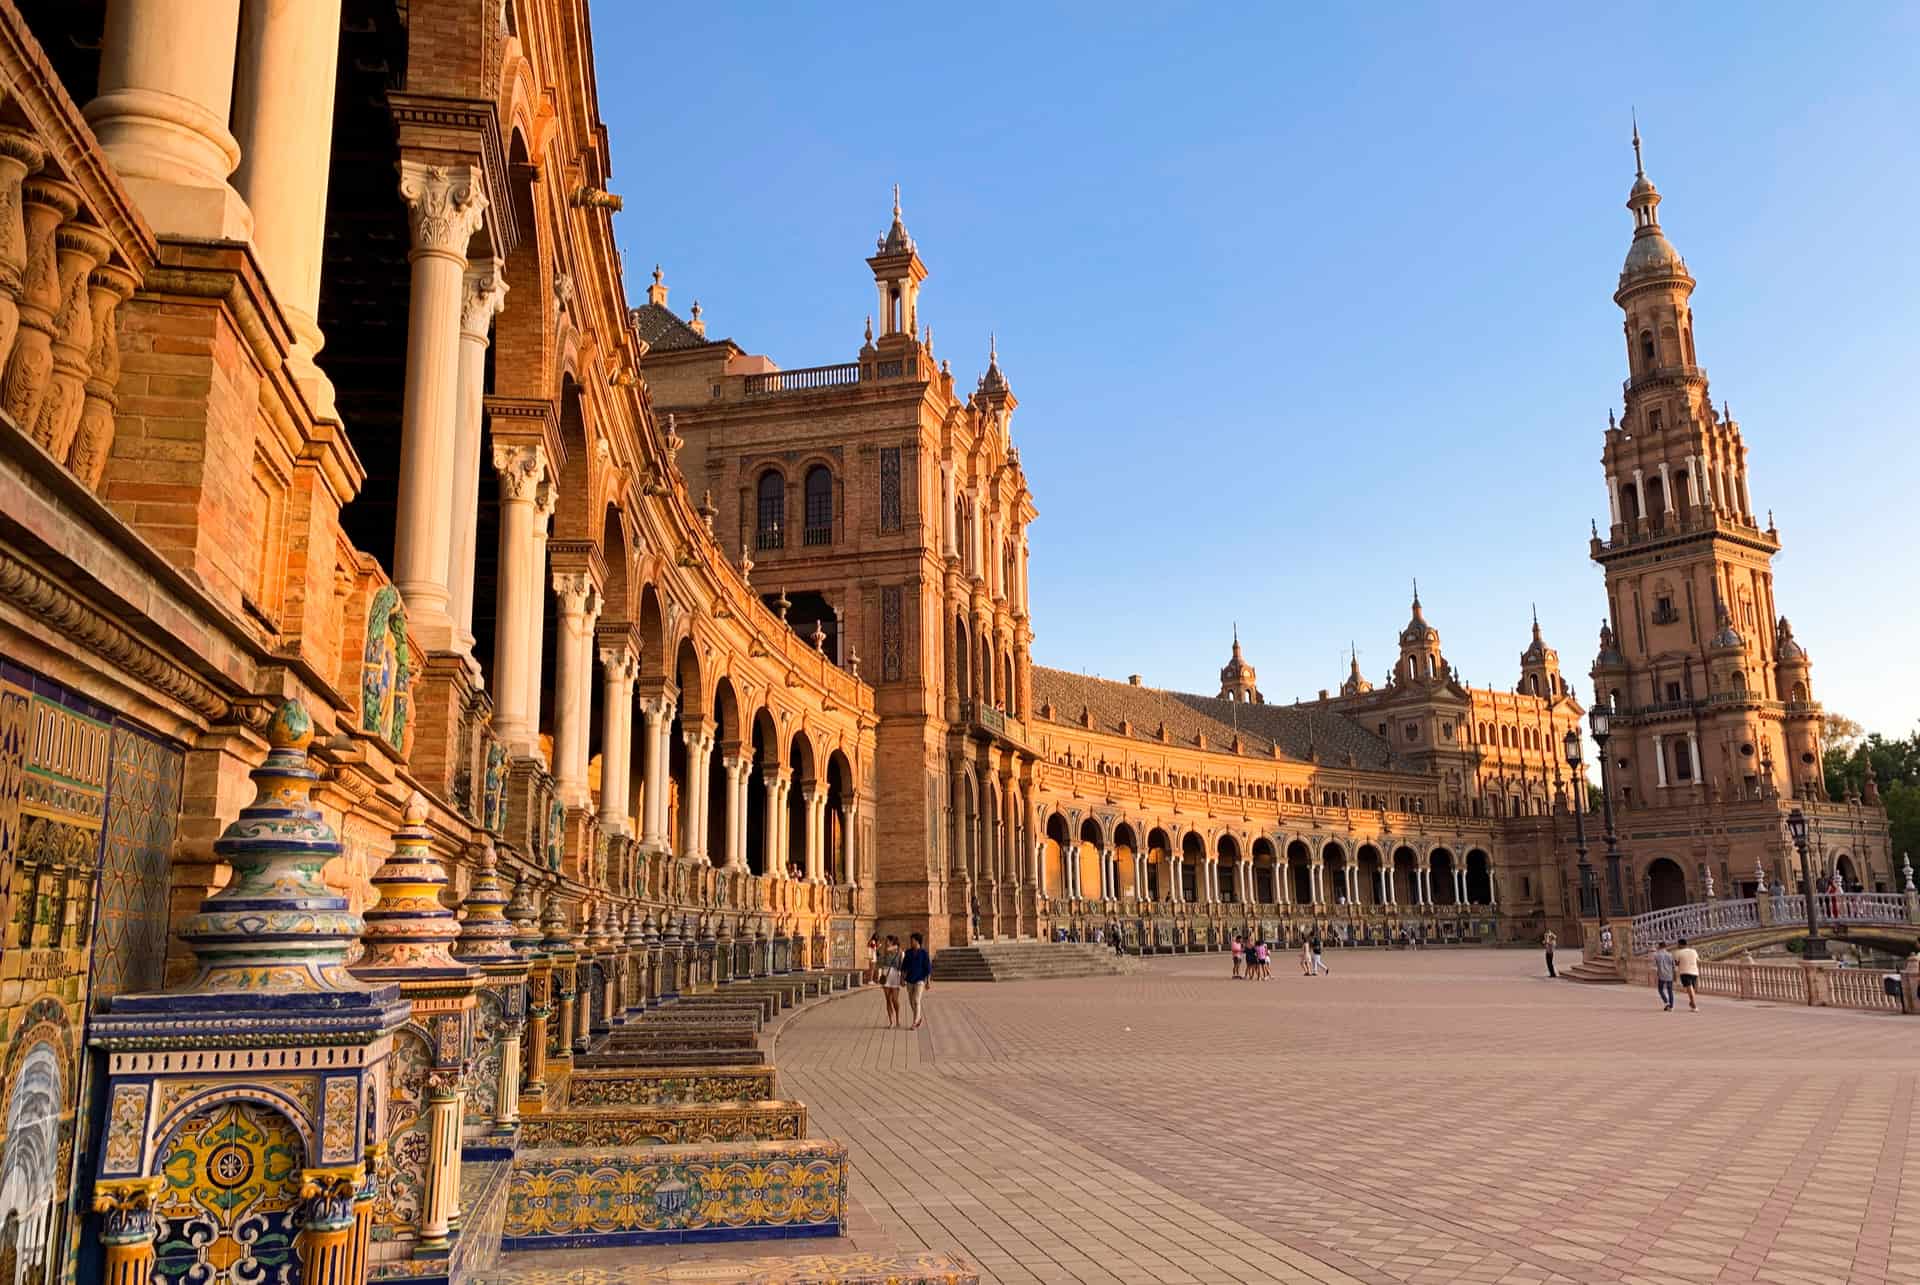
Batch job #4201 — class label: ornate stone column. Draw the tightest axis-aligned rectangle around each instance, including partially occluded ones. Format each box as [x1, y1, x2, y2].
[448, 262, 508, 661]
[84, 0, 252, 239]
[488, 443, 546, 753]
[296, 1167, 361, 1285]
[528, 479, 557, 722]
[598, 643, 638, 832]
[800, 783, 823, 882]
[722, 751, 749, 869]
[393, 161, 487, 649]
[230, 0, 344, 416]
[681, 723, 713, 862]
[637, 694, 673, 851]
[549, 571, 601, 807]
[762, 766, 787, 877]
[541, 892, 578, 1075]
[453, 839, 528, 1134]
[93, 1176, 163, 1285]
[842, 798, 859, 887]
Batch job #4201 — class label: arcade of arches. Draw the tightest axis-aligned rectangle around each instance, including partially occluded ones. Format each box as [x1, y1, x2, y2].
[0, 3, 1890, 1284]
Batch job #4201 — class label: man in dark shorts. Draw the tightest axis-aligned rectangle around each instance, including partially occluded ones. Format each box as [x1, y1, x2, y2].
[1672, 938, 1701, 1010]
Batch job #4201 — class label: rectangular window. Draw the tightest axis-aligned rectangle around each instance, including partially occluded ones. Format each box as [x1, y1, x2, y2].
[1665, 681, 1682, 702]
[879, 447, 902, 532]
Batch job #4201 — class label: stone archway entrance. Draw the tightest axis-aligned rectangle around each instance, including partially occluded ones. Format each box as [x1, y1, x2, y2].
[1647, 857, 1688, 910]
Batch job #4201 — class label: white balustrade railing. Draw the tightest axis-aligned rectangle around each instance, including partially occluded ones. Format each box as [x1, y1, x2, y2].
[1630, 898, 1759, 953]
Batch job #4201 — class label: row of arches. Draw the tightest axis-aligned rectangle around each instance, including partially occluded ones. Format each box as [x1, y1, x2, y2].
[1037, 816, 1495, 909]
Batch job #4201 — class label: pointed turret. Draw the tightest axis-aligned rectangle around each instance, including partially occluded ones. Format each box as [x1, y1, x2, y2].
[867, 184, 927, 346]
[1520, 605, 1562, 697]
[1339, 643, 1373, 697]
[1397, 581, 1445, 683]
[1218, 625, 1262, 704]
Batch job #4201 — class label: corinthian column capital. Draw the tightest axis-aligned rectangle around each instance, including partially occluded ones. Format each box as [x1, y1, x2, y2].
[491, 442, 547, 500]
[552, 570, 601, 622]
[398, 160, 487, 257]
[598, 642, 640, 681]
[462, 260, 510, 338]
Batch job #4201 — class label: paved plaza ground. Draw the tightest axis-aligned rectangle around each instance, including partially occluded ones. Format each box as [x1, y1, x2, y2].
[509, 948, 1917, 1284]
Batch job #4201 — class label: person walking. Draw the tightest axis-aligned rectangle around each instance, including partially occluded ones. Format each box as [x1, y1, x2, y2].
[1230, 935, 1244, 979]
[1543, 929, 1558, 979]
[901, 932, 933, 1029]
[1651, 940, 1676, 1010]
[1309, 931, 1330, 976]
[878, 935, 904, 1027]
[865, 935, 880, 986]
[1299, 936, 1313, 976]
[1673, 937, 1701, 1011]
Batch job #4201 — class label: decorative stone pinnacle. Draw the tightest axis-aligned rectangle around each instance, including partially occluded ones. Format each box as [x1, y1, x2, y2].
[176, 700, 374, 994]
[541, 888, 575, 950]
[454, 837, 518, 961]
[626, 905, 648, 949]
[354, 791, 475, 981]
[504, 873, 543, 953]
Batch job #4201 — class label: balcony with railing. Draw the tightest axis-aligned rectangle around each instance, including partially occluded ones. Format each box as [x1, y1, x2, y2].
[740, 353, 922, 398]
[1622, 363, 1707, 396]
[744, 363, 861, 396]
[802, 525, 832, 547]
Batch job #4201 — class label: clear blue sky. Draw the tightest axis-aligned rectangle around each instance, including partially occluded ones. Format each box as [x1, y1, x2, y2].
[595, 3, 1920, 738]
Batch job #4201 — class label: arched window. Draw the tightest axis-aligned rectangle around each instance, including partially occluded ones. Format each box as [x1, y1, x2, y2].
[803, 465, 833, 545]
[1639, 330, 1656, 368]
[756, 470, 785, 549]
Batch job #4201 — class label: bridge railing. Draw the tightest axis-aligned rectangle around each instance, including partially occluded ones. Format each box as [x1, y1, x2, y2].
[1630, 898, 1759, 953]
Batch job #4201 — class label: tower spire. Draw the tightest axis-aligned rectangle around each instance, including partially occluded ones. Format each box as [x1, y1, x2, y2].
[1631, 109, 1644, 178]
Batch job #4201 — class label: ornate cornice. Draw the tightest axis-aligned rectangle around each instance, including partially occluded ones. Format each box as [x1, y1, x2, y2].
[0, 543, 229, 720]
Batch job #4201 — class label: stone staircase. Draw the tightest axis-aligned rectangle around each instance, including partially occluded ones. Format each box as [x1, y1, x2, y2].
[1562, 957, 1627, 984]
[932, 940, 1143, 982]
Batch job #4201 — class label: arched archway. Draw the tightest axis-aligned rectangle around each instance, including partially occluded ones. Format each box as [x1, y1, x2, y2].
[1288, 838, 1314, 904]
[1647, 857, 1687, 910]
[1080, 817, 1108, 901]
[1323, 841, 1349, 906]
[706, 677, 742, 868]
[1180, 831, 1206, 903]
[747, 707, 779, 876]
[1113, 822, 1140, 900]
[1465, 848, 1493, 905]
[1146, 826, 1173, 901]
[1392, 844, 1419, 905]
[1251, 837, 1277, 904]
[826, 749, 855, 885]
[1430, 848, 1458, 906]
[787, 728, 818, 880]
[1216, 833, 1242, 903]
[1044, 812, 1071, 900]
[1356, 843, 1384, 906]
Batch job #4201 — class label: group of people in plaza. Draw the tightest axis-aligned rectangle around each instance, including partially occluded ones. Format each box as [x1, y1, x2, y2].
[1651, 938, 1703, 1011]
[1229, 932, 1330, 979]
[867, 933, 932, 1029]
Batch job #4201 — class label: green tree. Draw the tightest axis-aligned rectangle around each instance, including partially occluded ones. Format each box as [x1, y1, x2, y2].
[1822, 716, 1920, 868]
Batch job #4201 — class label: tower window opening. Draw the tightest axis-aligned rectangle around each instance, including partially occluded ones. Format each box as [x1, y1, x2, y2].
[1640, 331, 1656, 367]
[803, 465, 834, 546]
[756, 469, 787, 549]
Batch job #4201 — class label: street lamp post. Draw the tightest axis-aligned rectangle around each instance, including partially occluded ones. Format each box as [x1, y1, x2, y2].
[1787, 807, 1826, 960]
[1563, 728, 1597, 918]
[1589, 700, 1627, 918]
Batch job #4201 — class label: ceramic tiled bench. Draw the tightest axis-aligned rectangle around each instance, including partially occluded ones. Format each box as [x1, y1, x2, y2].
[501, 1137, 846, 1248]
[564, 1064, 777, 1108]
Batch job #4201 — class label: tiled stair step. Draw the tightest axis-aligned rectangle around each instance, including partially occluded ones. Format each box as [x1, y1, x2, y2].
[577, 1047, 767, 1069]
[564, 1064, 778, 1109]
[515, 1098, 807, 1148]
[501, 1137, 845, 1249]
[478, 1250, 978, 1284]
[604, 1028, 760, 1050]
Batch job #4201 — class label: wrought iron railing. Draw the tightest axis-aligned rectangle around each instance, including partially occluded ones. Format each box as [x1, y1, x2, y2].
[802, 525, 832, 547]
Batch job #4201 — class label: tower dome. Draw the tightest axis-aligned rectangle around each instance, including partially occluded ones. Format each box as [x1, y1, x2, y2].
[1218, 626, 1261, 704]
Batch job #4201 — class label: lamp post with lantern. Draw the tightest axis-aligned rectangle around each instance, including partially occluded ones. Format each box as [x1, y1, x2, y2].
[1589, 700, 1627, 917]
[1563, 727, 1597, 918]
[1787, 806, 1826, 961]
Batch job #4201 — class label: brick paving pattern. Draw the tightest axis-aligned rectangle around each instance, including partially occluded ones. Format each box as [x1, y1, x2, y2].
[767, 949, 1912, 1285]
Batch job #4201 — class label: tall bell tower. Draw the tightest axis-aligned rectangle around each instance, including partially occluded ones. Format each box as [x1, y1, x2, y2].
[1589, 124, 1824, 808]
